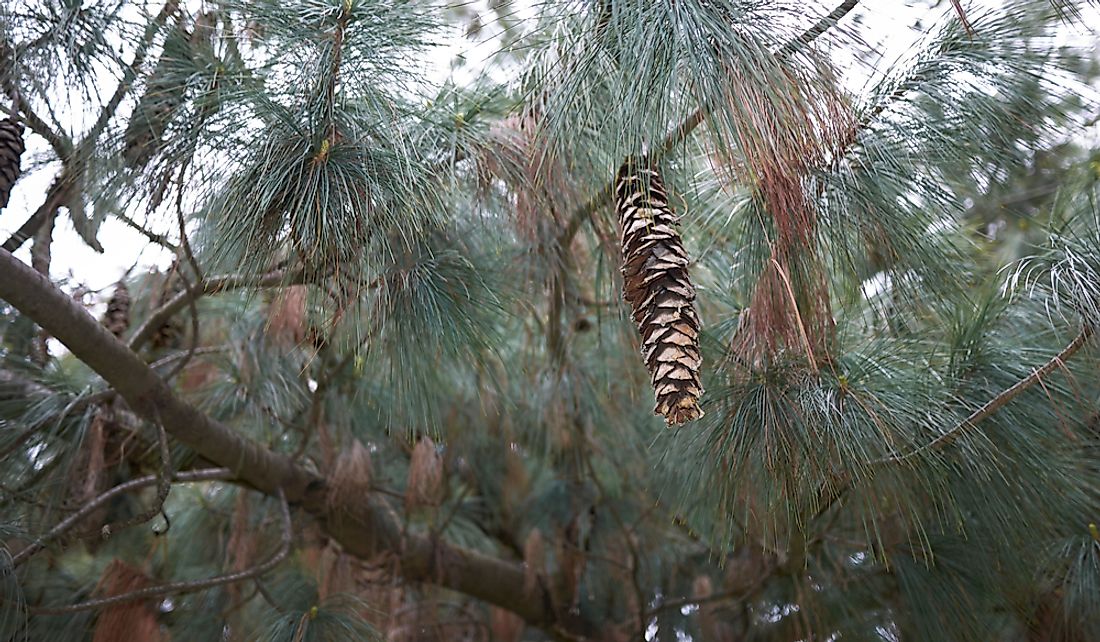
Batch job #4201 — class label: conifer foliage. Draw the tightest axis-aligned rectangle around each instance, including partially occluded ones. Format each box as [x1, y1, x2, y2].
[615, 157, 704, 425]
[2, 1, 1100, 641]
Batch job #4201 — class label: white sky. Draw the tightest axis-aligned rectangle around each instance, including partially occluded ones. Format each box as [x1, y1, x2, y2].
[1, 0, 1097, 307]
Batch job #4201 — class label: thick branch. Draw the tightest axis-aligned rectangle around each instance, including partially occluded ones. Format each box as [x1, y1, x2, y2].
[0, 249, 316, 499]
[0, 248, 598, 637]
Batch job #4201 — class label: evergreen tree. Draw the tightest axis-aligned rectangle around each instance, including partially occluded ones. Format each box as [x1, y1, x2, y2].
[1, 1, 1099, 640]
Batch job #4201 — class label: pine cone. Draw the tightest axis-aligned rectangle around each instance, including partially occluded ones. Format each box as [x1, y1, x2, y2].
[0, 117, 25, 211]
[615, 157, 704, 426]
[102, 282, 132, 338]
[405, 436, 444, 509]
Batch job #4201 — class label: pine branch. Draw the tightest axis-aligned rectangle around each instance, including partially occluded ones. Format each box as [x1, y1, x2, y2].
[814, 324, 1096, 522]
[0, 247, 602, 637]
[0, 1, 180, 251]
[556, 0, 862, 247]
[0, 247, 316, 497]
[884, 324, 1095, 462]
[113, 210, 179, 251]
[10, 467, 232, 566]
[92, 422, 173, 540]
[83, 0, 181, 154]
[0, 38, 69, 157]
[127, 266, 313, 351]
[148, 345, 228, 371]
[0, 372, 115, 459]
[30, 487, 289, 615]
[160, 265, 201, 383]
[777, 0, 861, 57]
[1, 174, 69, 253]
[644, 567, 773, 619]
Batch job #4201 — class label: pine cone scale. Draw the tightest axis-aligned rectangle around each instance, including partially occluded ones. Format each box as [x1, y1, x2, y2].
[615, 157, 704, 426]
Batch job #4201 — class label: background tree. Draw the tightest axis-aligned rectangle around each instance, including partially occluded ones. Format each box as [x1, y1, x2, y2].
[1, 1, 1100, 640]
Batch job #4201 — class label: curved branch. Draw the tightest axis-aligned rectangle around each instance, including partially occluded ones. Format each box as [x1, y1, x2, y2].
[811, 325, 1096, 522]
[161, 266, 201, 383]
[31, 488, 290, 615]
[96, 422, 173, 540]
[11, 468, 232, 566]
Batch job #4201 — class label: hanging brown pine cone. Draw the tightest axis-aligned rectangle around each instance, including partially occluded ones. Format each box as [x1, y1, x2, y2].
[0, 117, 25, 211]
[102, 282, 132, 338]
[615, 157, 704, 426]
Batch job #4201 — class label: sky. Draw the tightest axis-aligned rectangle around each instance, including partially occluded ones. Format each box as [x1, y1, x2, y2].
[2, 0, 1097, 312]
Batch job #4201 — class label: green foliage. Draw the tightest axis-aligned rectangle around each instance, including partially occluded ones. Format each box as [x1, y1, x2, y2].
[3, 0, 1100, 640]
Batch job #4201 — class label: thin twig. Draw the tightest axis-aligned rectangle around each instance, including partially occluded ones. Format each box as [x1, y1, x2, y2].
[95, 421, 174, 540]
[148, 345, 228, 371]
[161, 267, 201, 383]
[173, 157, 205, 282]
[254, 579, 287, 614]
[81, 0, 182, 155]
[644, 562, 775, 618]
[128, 267, 313, 352]
[0, 1, 181, 250]
[882, 325, 1094, 462]
[0, 388, 112, 462]
[11, 468, 232, 566]
[0, 37, 69, 156]
[1, 177, 69, 253]
[814, 325, 1096, 522]
[114, 210, 178, 252]
[29, 488, 291, 614]
[584, 458, 646, 637]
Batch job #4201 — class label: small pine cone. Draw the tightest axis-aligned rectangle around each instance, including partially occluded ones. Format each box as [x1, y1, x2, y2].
[615, 157, 704, 426]
[405, 436, 443, 509]
[0, 117, 25, 211]
[326, 439, 372, 512]
[102, 282, 132, 338]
